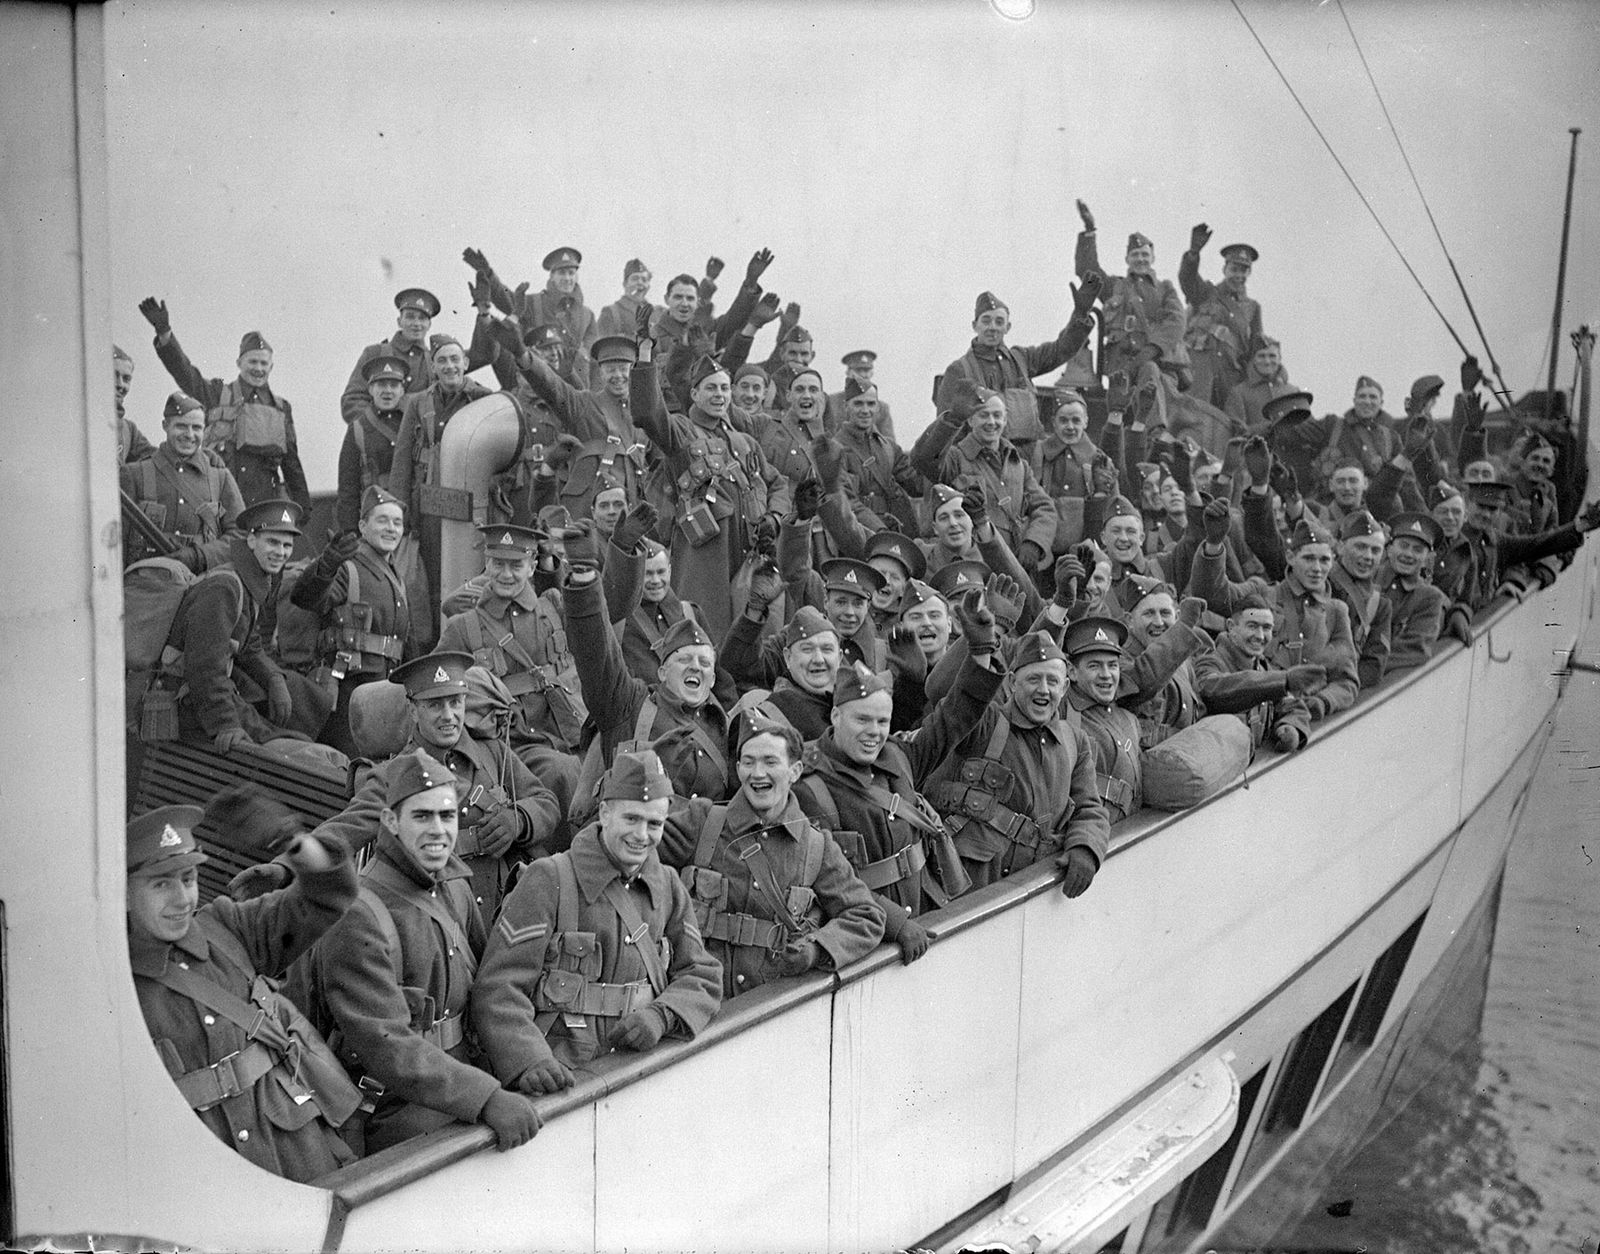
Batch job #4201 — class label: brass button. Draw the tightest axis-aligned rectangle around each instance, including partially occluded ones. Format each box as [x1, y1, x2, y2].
[203, 1014, 216, 1026]
[237, 1130, 250, 1142]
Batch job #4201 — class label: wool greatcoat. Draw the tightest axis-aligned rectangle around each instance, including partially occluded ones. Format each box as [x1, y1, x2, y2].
[472, 825, 722, 1077]
[129, 845, 360, 1182]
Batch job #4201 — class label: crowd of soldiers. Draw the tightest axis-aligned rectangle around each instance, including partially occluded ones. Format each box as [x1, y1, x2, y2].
[116, 209, 1600, 1178]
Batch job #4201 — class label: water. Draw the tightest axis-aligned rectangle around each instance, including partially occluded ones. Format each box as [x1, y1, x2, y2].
[1275, 672, 1600, 1254]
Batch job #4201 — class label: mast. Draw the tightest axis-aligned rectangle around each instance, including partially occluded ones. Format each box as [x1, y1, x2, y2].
[1546, 127, 1582, 420]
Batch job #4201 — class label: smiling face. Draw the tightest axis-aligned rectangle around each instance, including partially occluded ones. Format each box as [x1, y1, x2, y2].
[1388, 534, 1432, 579]
[246, 529, 295, 576]
[1432, 494, 1467, 539]
[237, 349, 273, 389]
[369, 376, 406, 410]
[127, 866, 199, 944]
[485, 552, 535, 601]
[164, 409, 205, 459]
[785, 631, 842, 694]
[383, 783, 459, 877]
[592, 487, 627, 536]
[789, 373, 824, 421]
[1012, 659, 1068, 727]
[846, 393, 879, 433]
[932, 498, 972, 552]
[1129, 592, 1176, 646]
[1329, 467, 1367, 507]
[900, 598, 950, 660]
[641, 548, 671, 603]
[666, 279, 698, 325]
[973, 308, 1010, 349]
[433, 343, 467, 391]
[737, 731, 804, 818]
[1523, 446, 1557, 480]
[1250, 344, 1280, 380]
[624, 268, 652, 300]
[597, 795, 669, 877]
[1289, 542, 1335, 593]
[781, 338, 814, 369]
[733, 373, 768, 415]
[1222, 257, 1251, 292]
[1102, 515, 1145, 565]
[1055, 400, 1088, 443]
[1340, 533, 1386, 580]
[830, 690, 894, 765]
[1071, 652, 1121, 706]
[824, 588, 869, 639]
[658, 643, 716, 708]
[550, 265, 579, 295]
[692, 371, 732, 421]
[969, 394, 1007, 447]
[1228, 607, 1275, 658]
[397, 307, 431, 344]
[598, 359, 631, 399]
[360, 501, 405, 555]
[867, 557, 906, 609]
[114, 355, 134, 417]
[1352, 382, 1383, 420]
[413, 692, 465, 749]
[1126, 243, 1155, 276]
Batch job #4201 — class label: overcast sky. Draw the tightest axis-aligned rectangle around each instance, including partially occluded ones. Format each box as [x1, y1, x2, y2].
[103, 0, 1600, 491]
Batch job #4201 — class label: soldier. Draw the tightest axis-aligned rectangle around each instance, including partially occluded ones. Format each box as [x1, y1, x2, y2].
[1328, 511, 1394, 688]
[795, 593, 1004, 964]
[747, 367, 830, 487]
[925, 631, 1109, 892]
[139, 298, 310, 511]
[1075, 202, 1186, 389]
[825, 349, 896, 440]
[1223, 336, 1295, 437]
[304, 749, 543, 1153]
[1193, 595, 1321, 751]
[341, 287, 441, 427]
[1443, 481, 1600, 615]
[595, 258, 660, 339]
[934, 281, 1100, 472]
[1119, 578, 1211, 738]
[664, 719, 885, 997]
[121, 391, 246, 554]
[630, 315, 791, 641]
[438, 524, 588, 755]
[1061, 616, 1147, 823]
[473, 748, 723, 1091]
[824, 380, 924, 533]
[126, 797, 361, 1182]
[620, 540, 710, 688]
[731, 363, 776, 429]
[1379, 513, 1449, 672]
[291, 486, 412, 757]
[1179, 227, 1263, 410]
[762, 321, 816, 414]
[722, 605, 841, 740]
[1038, 387, 1120, 558]
[114, 344, 155, 466]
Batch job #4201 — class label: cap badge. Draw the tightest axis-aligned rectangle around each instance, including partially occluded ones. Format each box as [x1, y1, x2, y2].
[159, 824, 182, 848]
[1095, 628, 1111, 643]
[501, 532, 514, 545]
[433, 666, 449, 683]
[280, 509, 293, 524]
[845, 571, 857, 583]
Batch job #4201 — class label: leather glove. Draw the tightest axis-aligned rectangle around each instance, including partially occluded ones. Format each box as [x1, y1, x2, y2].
[744, 248, 774, 285]
[1202, 496, 1232, 547]
[943, 373, 984, 423]
[1302, 694, 1328, 721]
[1170, 442, 1193, 494]
[1058, 846, 1098, 898]
[886, 624, 928, 684]
[515, 1058, 574, 1096]
[896, 918, 931, 965]
[697, 274, 717, 304]
[266, 674, 293, 726]
[611, 501, 659, 554]
[1274, 724, 1306, 752]
[810, 436, 845, 493]
[1177, 596, 1206, 629]
[985, 572, 1023, 612]
[469, 272, 493, 311]
[477, 805, 523, 859]
[1284, 663, 1327, 695]
[316, 529, 360, 575]
[1461, 391, 1487, 433]
[213, 727, 253, 755]
[953, 588, 997, 653]
[462, 246, 492, 276]
[1072, 270, 1105, 316]
[779, 301, 802, 334]
[1075, 198, 1096, 232]
[749, 292, 782, 328]
[1091, 461, 1120, 497]
[1053, 554, 1085, 607]
[1242, 435, 1272, 488]
[744, 560, 784, 615]
[634, 300, 653, 344]
[773, 938, 820, 977]
[1189, 222, 1212, 253]
[562, 520, 600, 574]
[491, 317, 526, 361]
[753, 513, 780, 551]
[1018, 539, 1047, 572]
[1402, 413, 1434, 460]
[1460, 355, 1483, 393]
[1444, 606, 1473, 645]
[1268, 457, 1300, 502]
[482, 1089, 543, 1151]
[1578, 499, 1600, 532]
[960, 485, 988, 532]
[226, 859, 292, 901]
[138, 296, 171, 336]
[546, 432, 582, 469]
[794, 478, 823, 522]
[1105, 372, 1131, 416]
[608, 1007, 668, 1052]
[704, 256, 725, 281]
[205, 782, 304, 854]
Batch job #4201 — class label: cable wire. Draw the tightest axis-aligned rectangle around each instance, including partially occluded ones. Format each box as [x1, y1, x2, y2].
[1334, 0, 1514, 407]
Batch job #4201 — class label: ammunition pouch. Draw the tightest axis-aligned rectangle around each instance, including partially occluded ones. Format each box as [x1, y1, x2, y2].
[534, 970, 654, 1018]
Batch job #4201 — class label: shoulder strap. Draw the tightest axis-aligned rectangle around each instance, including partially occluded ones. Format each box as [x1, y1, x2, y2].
[798, 820, 825, 888]
[362, 859, 478, 979]
[600, 879, 669, 995]
[552, 851, 580, 935]
[148, 936, 292, 1055]
[729, 832, 810, 940]
[631, 698, 658, 749]
[344, 560, 362, 609]
[693, 806, 727, 868]
[464, 607, 488, 656]
[982, 715, 1011, 762]
[140, 459, 160, 501]
[797, 774, 840, 832]
[356, 885, 402, 963]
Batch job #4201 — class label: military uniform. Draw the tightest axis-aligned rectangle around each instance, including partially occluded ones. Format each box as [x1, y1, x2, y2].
[517, 341, 648, 521]
[662, 792, 884, 998]
[1192, 631, 1312, 748]
[127, 807, 360, 1183]
[341, 335, 433, 427]
[473, 820, 722, 1074]
[1038, 428, 1118, 555]
[122, 440, 245, 549]
[1178, 247, 1263, 409]
[1076, 231, 1188, 384]
[833, 419, 923, 533]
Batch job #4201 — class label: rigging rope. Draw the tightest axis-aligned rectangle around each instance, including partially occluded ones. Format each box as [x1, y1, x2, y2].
[1334, 0, 1514, 408]
[1225, 0, 1483, 382]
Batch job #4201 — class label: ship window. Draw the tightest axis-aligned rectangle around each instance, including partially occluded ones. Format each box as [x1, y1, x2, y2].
[1234, 983, 1358, 1186]
[1324, 911, 1427, 1091]
[1135, 1066, 1266, 1253]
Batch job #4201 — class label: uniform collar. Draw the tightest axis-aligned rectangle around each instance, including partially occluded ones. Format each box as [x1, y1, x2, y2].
[955, 429, 1014, 461]
[127, 921, 211, 976]
[1282, 572, 1331, 605]
[480, 582, 541, 616]
[375, 830, 474, 890]
[567, 825, 670, 904]
[1064, 686, 1113, 714]
[723, 789, 810, 838]
[158, 442, 212, 474]
[1003, 699, 1071, 743]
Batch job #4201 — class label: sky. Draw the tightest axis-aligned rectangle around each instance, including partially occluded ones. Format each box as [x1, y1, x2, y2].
[102, 0, 1600, 492]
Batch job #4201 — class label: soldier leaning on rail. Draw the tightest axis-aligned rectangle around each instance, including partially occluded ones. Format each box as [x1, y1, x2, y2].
[296, 749, 543, 1154]
[1193, 593, 1321, 752]
[126, 795, 361, 1182]
[472, 748, 723, 1094]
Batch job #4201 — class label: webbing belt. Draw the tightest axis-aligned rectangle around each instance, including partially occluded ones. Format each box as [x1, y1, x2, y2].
[537, 978, 655, 1018]
[1097, 773, 1135, 813]
[174, 1040, 278, 1111]
[344, 629, 405, 661]
[932, 782, 1043, 847]
[701, 909, 788, 951]
[854, 840, 928, 892]
[426, 1012, 466, 1052]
